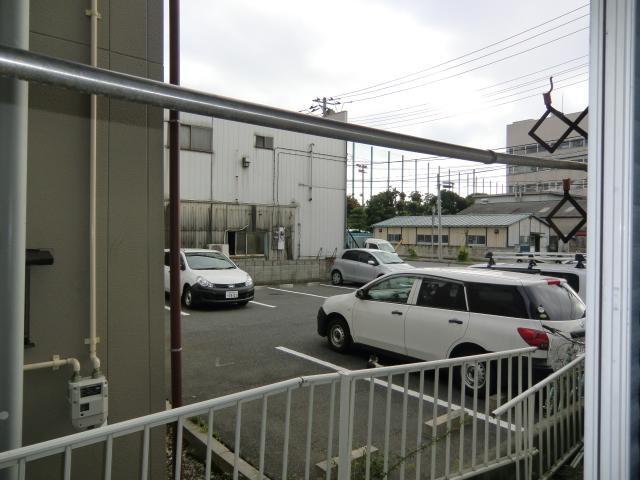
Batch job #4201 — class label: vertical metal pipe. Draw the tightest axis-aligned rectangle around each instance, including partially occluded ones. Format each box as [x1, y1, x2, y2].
[0, 0, 28, 470]
[387, 150, 390, 190]
[437, 168, 442, 261]
[351, 143, 355, 197]
[369, 146, 373, 200]
[169, 0, 182, 410]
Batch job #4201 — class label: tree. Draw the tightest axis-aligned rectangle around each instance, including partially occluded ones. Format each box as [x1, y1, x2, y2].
[425, 190, 474, 214]
[346, 195, 369, 230]
[365, 189, 401, 227]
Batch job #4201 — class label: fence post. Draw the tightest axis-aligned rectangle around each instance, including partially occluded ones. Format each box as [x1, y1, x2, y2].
[337, 372, 352, 480]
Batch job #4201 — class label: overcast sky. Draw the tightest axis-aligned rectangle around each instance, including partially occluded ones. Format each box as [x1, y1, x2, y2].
[169, 0, 590, 201]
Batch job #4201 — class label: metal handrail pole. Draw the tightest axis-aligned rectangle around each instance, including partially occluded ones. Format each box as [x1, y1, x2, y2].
[0, 4, 28, 479]
[0, 45, 587, 172]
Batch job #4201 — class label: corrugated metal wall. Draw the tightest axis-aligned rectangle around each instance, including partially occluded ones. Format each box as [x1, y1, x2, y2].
[164, 201, 297, 253]
[164, 113, 347, 258]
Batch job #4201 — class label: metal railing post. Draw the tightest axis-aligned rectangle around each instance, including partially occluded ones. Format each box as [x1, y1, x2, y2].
[0, 2, 28, 477]
[337, 372, 352, 480]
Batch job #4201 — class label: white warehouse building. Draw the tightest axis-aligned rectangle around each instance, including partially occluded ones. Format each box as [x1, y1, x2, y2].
[164, 112, 348, 259]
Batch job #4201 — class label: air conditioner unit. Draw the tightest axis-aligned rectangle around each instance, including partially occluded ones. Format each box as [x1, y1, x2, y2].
[207, 244, 229, 256]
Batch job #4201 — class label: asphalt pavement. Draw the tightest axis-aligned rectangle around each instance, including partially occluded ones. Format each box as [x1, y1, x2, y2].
[164, 276, 514, 479]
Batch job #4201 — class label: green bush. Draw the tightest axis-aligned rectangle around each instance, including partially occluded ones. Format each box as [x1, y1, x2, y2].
[457, 247, 469, 262]
[407, 247, 418, 258]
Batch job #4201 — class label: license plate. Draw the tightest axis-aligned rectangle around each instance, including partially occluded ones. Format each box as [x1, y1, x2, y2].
[226, 290, 239, 299]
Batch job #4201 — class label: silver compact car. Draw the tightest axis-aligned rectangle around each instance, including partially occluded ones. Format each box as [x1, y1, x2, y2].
[330, 248, 414, 285]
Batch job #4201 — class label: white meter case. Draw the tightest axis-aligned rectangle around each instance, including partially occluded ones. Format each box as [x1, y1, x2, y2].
[68, 375, 108, 429]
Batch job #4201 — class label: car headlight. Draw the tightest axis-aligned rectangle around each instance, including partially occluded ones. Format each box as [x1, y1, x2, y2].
[196, 277, 213, 288]
[245, 276, 254, 287]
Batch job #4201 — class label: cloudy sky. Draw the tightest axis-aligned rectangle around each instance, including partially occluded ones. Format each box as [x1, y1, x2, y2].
[169, 0, 590, 201]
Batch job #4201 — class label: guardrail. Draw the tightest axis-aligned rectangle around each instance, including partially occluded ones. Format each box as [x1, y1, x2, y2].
[493, 355, 585, 480]
[0, 348, 541, 480]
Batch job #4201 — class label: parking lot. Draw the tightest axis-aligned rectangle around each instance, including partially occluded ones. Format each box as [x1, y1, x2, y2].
[164, 271, 515, 478]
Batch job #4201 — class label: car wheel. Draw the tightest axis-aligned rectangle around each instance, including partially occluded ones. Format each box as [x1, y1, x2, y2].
[327, 317, 352, 353]
[182, 285, 195, 308]
[331, 270, 343, 285]
[452, 348, 489, 396]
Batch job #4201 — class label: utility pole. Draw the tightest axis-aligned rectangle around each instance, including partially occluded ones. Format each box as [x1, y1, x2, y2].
[351, 143, 355, 197]
[437, 167, 442, 261]
[473, 169, 476, 194]
[427, 163, 430, 195]
[467, 173, 469, 197]
[458, 171, 461, 196]
[370, 146, 373, 200]
[414, 158, 417, 192]
[431, 206, 436, 258]
[387, 150, 390, 190]
[401, 155, 404, 193]
[311, 96, 340, 116]
[356, 163, 368, 206]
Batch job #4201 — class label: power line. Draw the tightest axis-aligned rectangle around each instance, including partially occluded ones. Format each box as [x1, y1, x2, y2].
[366, 78, 589, 129]
[331, 4, 589, 98]
[341, 27, 589, 105]
[338, 15, 589, 102]
[361, 67, 588, 126]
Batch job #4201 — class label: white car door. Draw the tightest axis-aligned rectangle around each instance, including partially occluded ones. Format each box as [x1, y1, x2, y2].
[352, 275, 419, 354]
[404, 277, 470, 361]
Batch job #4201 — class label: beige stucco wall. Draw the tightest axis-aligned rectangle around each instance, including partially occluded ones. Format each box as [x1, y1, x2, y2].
[24, 1, 164, 478]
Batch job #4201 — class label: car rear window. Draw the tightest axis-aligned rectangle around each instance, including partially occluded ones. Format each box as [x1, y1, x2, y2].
[524, 282, 586, 320]
[539, 271, 580, 292]
[465, 283, 529, 319]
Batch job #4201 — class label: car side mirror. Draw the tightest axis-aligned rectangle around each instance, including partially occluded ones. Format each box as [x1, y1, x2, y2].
[356, 289, 366, 299]
[367, 260, 376, 266]
[180, 264, 186, 271]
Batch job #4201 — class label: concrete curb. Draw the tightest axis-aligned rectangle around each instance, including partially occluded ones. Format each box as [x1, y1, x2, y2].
[183, 417, 270, 480]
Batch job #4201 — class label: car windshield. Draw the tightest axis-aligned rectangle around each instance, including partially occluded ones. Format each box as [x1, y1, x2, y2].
[524, 282, 586, 320]
[185, 252, 236, 270]
[373, 251, 404, 264]
[377, 243, 395, 253]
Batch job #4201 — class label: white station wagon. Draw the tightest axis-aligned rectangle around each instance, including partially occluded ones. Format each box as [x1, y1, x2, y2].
[317, 268, 585, 391]
[164, 249, 254, 308]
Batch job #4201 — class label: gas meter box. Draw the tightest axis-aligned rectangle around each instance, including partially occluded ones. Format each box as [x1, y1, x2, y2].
[68, 375, 108, 429]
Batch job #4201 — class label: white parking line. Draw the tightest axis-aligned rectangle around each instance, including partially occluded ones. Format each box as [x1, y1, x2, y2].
[266, 287, 328, 299]
[319, 284, 356, 290]
[164, 305, 190, 316]
[249, 300, 277, 308]
[275, 345, 516, 431]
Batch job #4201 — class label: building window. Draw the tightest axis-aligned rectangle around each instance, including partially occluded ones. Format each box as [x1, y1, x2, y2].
[180, 124, 213, 153]
[417, 234, 431, 244]
[387, 234, 401, 242]
[467, 235, 486, 246]
[255, 135, 274, 149]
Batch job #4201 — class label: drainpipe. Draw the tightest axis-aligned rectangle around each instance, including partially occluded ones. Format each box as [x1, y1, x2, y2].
[169, 0, 183, 409]
[24, 356, 81, 381]
[308, 143, 314, 201]
[0, 0, 28, 468]
[87, 0, 102, 377]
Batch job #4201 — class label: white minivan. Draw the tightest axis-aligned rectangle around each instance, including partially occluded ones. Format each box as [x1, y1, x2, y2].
[317, 268, 585, 391]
